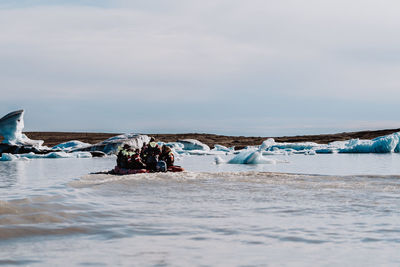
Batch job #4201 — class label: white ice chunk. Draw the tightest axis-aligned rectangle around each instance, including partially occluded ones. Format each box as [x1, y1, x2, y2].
[177, 139, 210, 151]
[164, 142, 185, 151]
[212, 144, 234, 153]
[305, 150, 316, 155]
[256, 132, 400, 155]
[184, 150, 226, 156]
[0, 110, 44, 148]
[52, 140, 91, 152]
[0, 153, 18, 161]
[228, 148, 276, 164]
[79, 134, 150, 154]
[259, 138, 276, 150]
[0, 151, 92, 161]
[338, 133, 400, 153]
[214, 156, 225, 164]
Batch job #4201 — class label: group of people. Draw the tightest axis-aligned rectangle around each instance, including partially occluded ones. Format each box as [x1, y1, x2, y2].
[116, 137, 174, 172]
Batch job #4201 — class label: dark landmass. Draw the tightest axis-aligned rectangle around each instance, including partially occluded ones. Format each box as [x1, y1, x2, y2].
[23, 128, 400, 150]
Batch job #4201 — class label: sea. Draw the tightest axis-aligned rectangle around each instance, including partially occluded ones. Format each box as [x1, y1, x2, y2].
[1, 153, 400, 266]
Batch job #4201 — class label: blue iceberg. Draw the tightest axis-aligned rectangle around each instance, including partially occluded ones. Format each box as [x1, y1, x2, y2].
[257, 132, 400, 155]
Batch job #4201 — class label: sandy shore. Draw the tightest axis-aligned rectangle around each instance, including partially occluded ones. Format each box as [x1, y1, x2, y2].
[24, 128, 400, 149]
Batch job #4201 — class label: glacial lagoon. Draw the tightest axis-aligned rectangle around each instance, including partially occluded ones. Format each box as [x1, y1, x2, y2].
[1, 153, 400, 266]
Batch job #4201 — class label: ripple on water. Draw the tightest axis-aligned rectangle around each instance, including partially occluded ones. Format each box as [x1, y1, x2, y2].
[0, 196, 97, 241]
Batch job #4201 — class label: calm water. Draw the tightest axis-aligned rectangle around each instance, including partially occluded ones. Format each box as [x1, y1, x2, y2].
[1, 154, 400, 266]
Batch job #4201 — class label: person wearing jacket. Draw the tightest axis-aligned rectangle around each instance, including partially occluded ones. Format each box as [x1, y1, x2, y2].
[160, 145, 174, 168]
[142, 137, 161, 171]
[117, 144, 131, 169]
[127, 148, 146, 169]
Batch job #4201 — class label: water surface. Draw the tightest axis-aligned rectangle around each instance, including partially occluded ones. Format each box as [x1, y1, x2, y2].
[1, 154, 400, 266]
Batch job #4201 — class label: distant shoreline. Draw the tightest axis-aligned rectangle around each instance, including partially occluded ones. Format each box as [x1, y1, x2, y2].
[24, 128, 400, 150]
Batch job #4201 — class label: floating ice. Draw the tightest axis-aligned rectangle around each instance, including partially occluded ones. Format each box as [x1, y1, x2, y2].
[0, 110, 44, 147]
[76, 134, 150, 154]
[257, 132, 400, 155]
[214, 156, 225, 164]
[212, 144, 234, 153]
[164, 142, 185, 151]
[0, 151, 93, 161]
[52, 140, 91, 152]
[261, 138, 320, 151]
[228, 148, 277, 164]
[177, 139, 210, 151]
[163, 139, 225, 156]
[227, 132, 400, 164]
[338, 134, 400, 153]
[0, 153, 18, 161]
[183, 150, 227, 156]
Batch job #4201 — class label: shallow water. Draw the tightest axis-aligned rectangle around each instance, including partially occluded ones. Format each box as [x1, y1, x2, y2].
[1, 154, 400, 266]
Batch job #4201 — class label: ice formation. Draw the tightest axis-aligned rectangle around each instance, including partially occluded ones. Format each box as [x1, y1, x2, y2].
[212, 145, 234, 153]
[0, 110, 150, 158]
[77, 134, 150, 154]
[226, 132, 400, 164]
[177, 139, 210, 151]
[258, 132, 400, 154]
[52, 140, 91, 152]
[228, 149, 277, 164]
[0, 110, 44, 147]
[163, 140, 230, 156]
[0, 151, 92, 161]
[214, 156, 225, 164]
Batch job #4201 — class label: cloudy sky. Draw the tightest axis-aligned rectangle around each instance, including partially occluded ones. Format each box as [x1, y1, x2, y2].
[1, 0, 399, 136]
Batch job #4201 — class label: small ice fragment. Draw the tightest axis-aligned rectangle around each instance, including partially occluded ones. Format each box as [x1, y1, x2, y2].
[215, 156, 225, 164]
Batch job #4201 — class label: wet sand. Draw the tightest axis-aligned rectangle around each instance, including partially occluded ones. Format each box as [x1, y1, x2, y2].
[25, 128, 400, 149]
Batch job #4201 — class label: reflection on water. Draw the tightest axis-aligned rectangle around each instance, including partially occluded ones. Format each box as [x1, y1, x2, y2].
[1, 155, 400, 266]
[0, 161, 24, 189]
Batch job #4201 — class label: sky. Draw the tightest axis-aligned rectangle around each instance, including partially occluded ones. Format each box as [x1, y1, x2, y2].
[1, 0, 400, 136]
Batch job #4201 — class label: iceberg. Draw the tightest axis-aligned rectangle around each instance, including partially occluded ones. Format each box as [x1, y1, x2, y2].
[214, 156, 226, 164]
[254, 132, 400, 155]
[177, 139, 210, 151]
[52, 140, 91, 152]
[76, 133, 150, 154]
[0, 110, 146, 157]
[260, 138, 320, 151]
[0, 151, 92, 161]
[0, 110, 44, 147]
[212, 144, 234, 153]
[228, 148, 277, 164]
[227, 131, 400, 165]
[337, 133, 400, 153]
[0, 110, 56, 156]
[164, 142, 185, 151]
[163, 139, 224, 156]
[0, 153, 18, 161]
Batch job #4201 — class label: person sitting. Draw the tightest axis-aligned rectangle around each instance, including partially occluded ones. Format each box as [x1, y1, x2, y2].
[160, 145, 175, 168]
[117, 144, 131, 169]
[142, 137, 162, 171]
[127, 148, 146, 170]
[140, 142, 148, 163]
